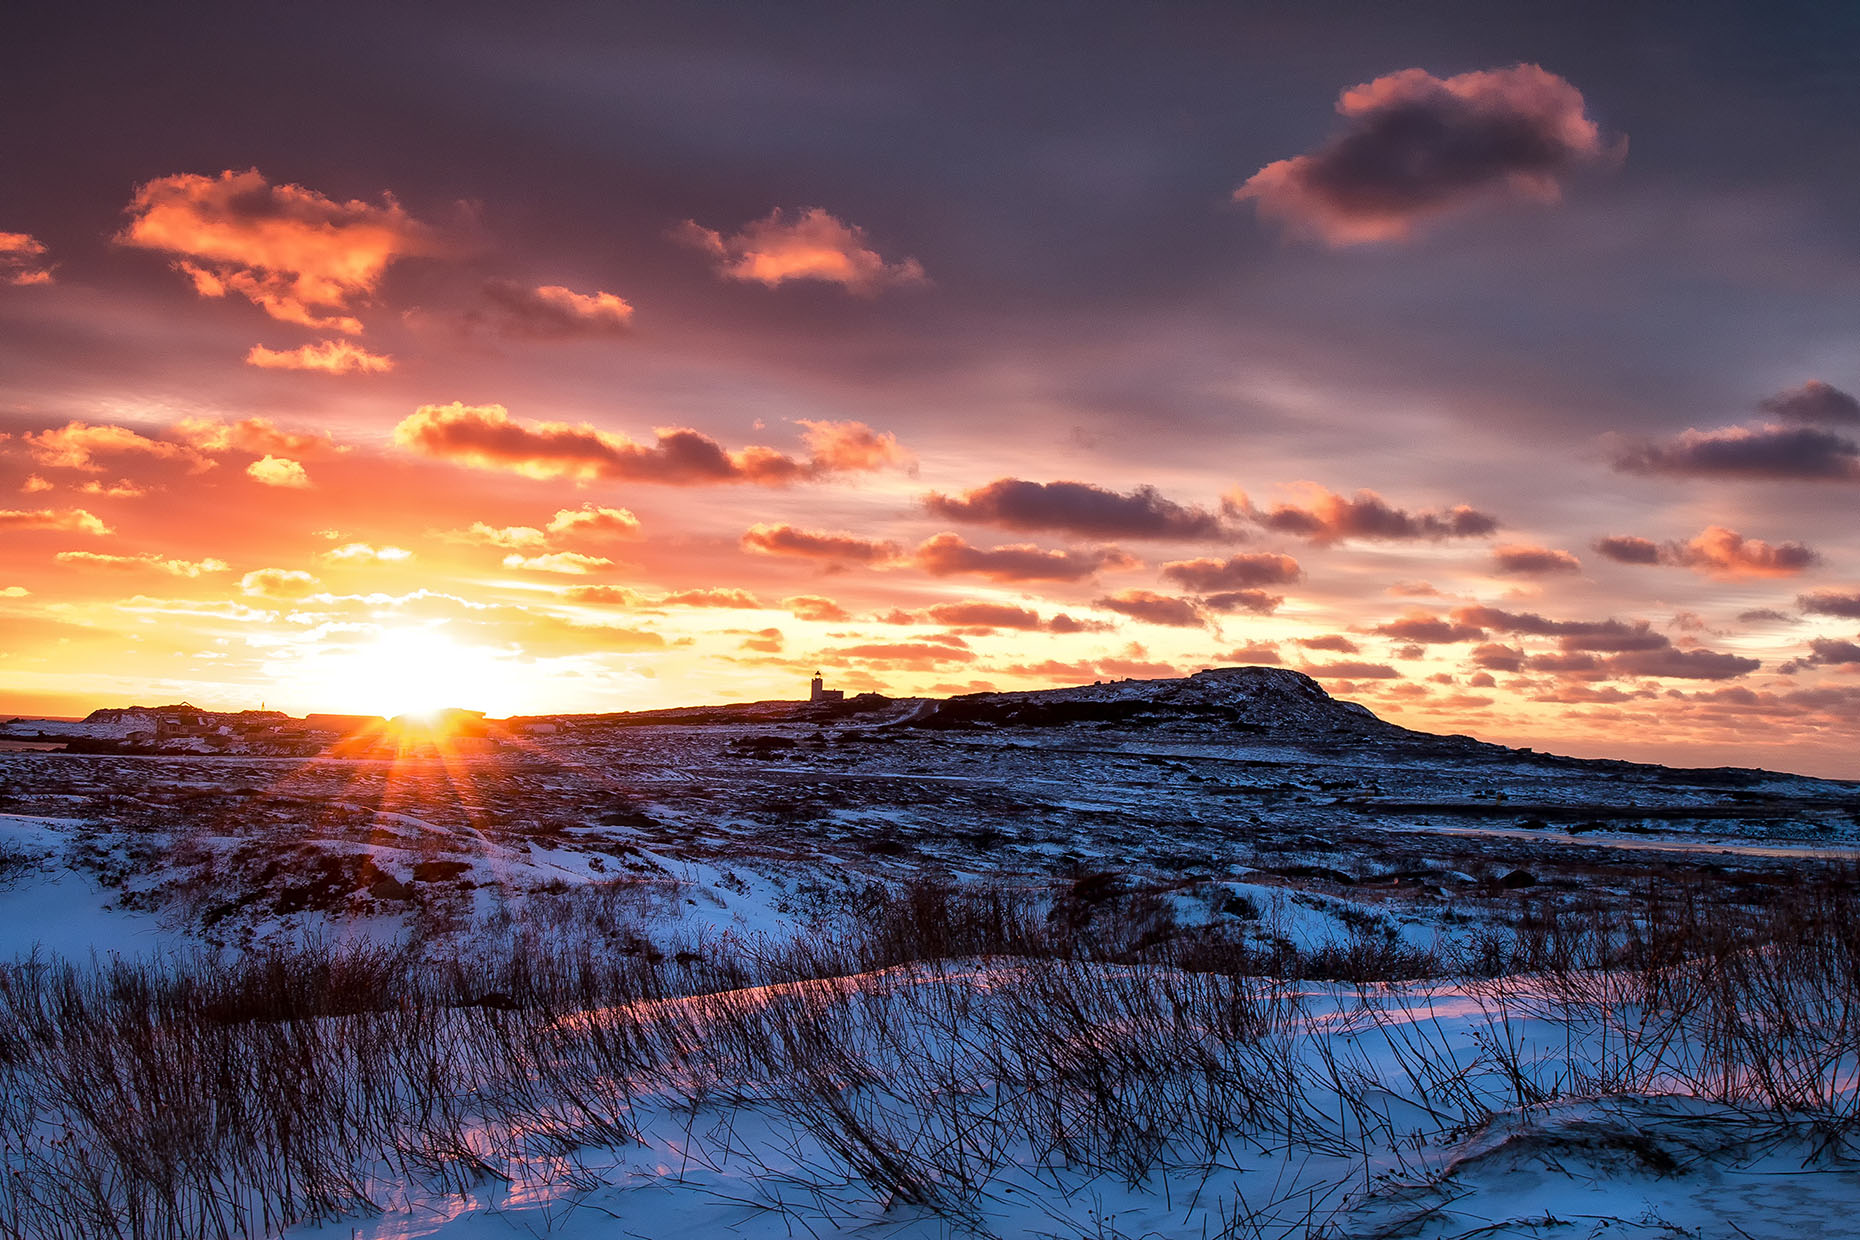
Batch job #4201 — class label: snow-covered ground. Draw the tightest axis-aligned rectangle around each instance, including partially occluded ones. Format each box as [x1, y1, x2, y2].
[3, 670, 1859, 1239]
[262, 963, 1860, 1240]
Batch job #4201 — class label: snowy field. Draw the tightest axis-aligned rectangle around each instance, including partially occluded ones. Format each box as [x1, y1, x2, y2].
[2, 669, 1858, 1238]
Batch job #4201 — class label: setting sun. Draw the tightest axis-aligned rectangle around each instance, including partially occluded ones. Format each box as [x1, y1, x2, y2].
[276, 627, 528, 720]
[4, 6, 1860, 776]
[9, 9, 1860, 1240]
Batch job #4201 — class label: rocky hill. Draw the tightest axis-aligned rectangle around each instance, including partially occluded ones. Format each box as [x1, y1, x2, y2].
[906, 666, 1395, 734]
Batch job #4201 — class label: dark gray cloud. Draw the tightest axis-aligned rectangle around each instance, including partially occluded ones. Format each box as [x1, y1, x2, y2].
[1470, 643, 1526, 672]
[1593, 535, 1661, 564]
[741, 523, 899, 563]
[1235, 64, 1616, 245]
[1795, 637, 1860, 667]
[1201, 590, 1284, 615]
[1800, 590, 1860, 619]
[1093, 589, 1207, 628]
[1758, 380, 1860, 425]
[1606, 647, 1760, 680]
[1612, 425, 1860, 480]
[913, 533, 1139, 582]
[926, 478, 1230, 541]
[1160, 552, 1302, 592]
[1454, 605, 1669, 651]
[1528, 651, 1600, 673]
[1491, 544, 1580, 575]
[1375, 613, 1487, 643]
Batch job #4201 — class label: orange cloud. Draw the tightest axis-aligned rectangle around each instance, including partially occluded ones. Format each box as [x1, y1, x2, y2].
[799, 419, 914, 472]
[118, 168, 437, 333]
[740, 628, 784, 653]
[79, 480, 148, 499]
[0, 232, 53, 285]
[453, 522, 548, 550]
[657, 588, 762, 608]
[448, 505, 641, 553]
[56, 551, 229, 576]
[827, 637, 978, 669]
[246, 456, 311, 488]
[1666, 526, 1817, 578]
[561, 586, 642, 605]
[246, 340, 395, 373]
[396, 403, 908, 486]
[677, 207, 926, 293]
[23, 422, 204, 472]
[479, 281, 634, 338]
[785, 595, 851, 622]
[172, 416, 339, 457]
[240, 568, 321, 600]
[546, 504, 642, 540]
[0, 507, 112, 535]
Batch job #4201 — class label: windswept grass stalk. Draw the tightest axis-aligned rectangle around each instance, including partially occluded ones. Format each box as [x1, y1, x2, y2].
[1, 871, 1858, 1238]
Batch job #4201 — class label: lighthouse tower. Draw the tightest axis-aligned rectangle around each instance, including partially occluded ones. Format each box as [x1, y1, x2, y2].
[809, 671, 844, 702]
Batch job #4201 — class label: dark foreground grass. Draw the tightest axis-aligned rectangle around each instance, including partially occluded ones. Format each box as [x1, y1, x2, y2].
[0, 872, 1857, 1239]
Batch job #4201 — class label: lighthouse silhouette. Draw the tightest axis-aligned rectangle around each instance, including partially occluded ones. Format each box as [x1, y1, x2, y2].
[810, 671, 844, 703]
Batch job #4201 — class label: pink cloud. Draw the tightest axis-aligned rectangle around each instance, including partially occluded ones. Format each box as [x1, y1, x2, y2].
[677, 207, 925, 293]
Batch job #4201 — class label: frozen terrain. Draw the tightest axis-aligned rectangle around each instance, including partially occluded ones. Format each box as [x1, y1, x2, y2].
[2, 667, 1858, 1238]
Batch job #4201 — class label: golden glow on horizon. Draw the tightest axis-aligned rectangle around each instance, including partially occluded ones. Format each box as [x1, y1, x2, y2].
[281, 626, 527, 720]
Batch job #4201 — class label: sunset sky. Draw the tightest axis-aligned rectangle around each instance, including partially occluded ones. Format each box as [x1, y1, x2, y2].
[6, 3, 1860, 774]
